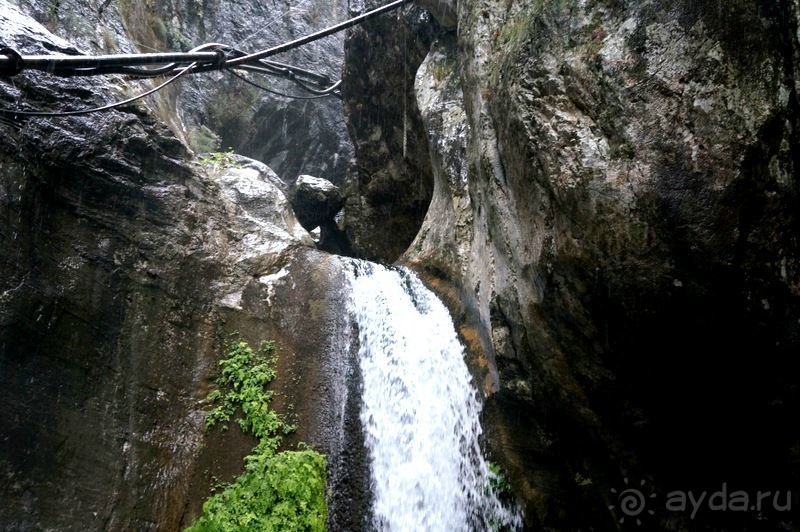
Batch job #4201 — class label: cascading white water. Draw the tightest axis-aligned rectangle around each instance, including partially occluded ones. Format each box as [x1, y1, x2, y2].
[344, 259, 522, 531]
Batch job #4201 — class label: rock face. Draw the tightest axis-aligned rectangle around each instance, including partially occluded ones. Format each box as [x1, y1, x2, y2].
[0, 4, 367, 530]
[155, 0, 354, 184]
[398, 0, 800, 529]
[341, 1, 436, 261]
[15, 0, 353, 185]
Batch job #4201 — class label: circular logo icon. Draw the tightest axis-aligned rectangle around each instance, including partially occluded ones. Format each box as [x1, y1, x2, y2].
[609, 478, 656, 525]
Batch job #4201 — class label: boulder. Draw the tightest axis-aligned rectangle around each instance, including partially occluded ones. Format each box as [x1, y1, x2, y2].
[291, 174, 345, 232]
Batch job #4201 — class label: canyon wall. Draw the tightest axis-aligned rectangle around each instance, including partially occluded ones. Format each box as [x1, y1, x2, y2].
[345, 0, 800, 528]
[0, 3, 365, 529]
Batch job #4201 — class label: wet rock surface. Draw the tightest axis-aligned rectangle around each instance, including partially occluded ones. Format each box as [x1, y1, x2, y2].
[415, 0, 457, 29]
[0, 4, 366, 530]
[340, 1, 436, 262]
[399, 0, 800, 529]
[14, 0, 353, 185]
[291, 174, 345, 232]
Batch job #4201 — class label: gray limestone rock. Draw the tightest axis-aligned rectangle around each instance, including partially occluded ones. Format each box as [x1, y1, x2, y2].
[399, 0, 800, 528]
[13, 0, 353, 184]
[291, 174, 345, 232]
[0, 4, 366, 530]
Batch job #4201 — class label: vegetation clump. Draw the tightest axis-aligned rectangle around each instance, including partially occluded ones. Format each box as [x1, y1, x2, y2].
[487, 462, 513, 499]
[486, 462, 518, 531]
[200, 148, 240, 170]
[187, 340, 327, 532]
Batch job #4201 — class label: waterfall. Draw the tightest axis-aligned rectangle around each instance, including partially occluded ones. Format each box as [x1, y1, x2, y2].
[344, 259, 522, 531]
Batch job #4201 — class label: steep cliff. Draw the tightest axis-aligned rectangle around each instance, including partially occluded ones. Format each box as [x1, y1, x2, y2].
[0, 4, 366, 529]
[396, 0, 800, 529]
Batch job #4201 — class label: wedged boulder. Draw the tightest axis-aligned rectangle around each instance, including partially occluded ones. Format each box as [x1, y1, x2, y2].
[290, 174, 345, 232]
[210, 155, 313, 253]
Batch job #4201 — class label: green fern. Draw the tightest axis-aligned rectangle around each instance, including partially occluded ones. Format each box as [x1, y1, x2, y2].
[188, 339, 327, 532]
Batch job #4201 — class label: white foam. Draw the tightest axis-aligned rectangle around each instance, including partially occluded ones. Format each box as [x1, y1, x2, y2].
[345, 259, 522, 531]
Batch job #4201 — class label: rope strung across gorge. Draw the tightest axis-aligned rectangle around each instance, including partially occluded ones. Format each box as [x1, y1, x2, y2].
[0, 0, 411, 119]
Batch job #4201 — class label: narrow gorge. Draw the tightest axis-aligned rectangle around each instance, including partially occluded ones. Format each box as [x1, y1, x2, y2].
[1, 0, 799, 531]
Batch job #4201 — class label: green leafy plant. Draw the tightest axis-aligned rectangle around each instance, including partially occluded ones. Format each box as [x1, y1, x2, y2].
[486, 462, 517, 531]
[189, 449, 327, 532]
[200, 148, 240, 170]
[187, 339, 327, 532]
[488, 462, 512, 498]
